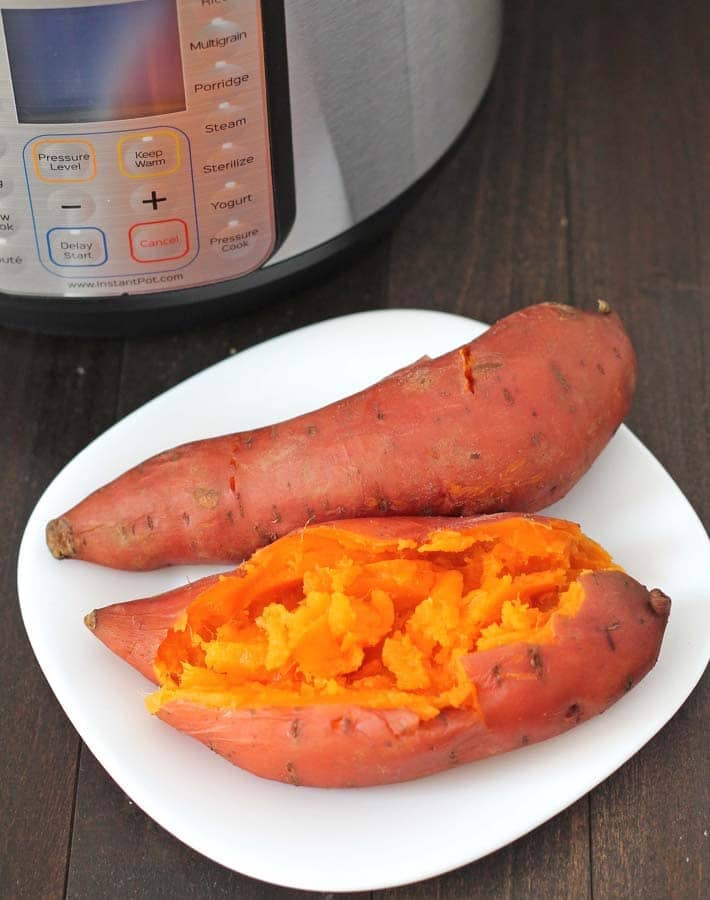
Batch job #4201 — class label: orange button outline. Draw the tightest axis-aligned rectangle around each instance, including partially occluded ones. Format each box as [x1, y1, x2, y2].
[118, 130, 181, 179]
[128, 218, 190, 263]
[32, 138, 97, 184]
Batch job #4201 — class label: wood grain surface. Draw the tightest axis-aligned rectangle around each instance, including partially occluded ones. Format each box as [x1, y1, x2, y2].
[1, 1, 707, 897]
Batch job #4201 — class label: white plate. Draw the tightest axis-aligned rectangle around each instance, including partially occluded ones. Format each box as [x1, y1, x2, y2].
[18, 309, 710, 892]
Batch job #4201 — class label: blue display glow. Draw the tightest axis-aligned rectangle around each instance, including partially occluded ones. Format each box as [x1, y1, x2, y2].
[3, 0, 186, 124]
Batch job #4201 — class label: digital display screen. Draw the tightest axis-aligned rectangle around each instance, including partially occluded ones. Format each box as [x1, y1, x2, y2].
[2, 0, 186, 124]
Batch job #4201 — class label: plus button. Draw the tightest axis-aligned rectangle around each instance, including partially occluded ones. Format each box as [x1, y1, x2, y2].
[142, 190, 167, 211]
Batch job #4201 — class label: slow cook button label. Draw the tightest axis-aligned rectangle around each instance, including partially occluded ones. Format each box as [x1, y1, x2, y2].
[0, 208, 20, 235]
[47, 227, 107, 267]
[129, 218, 190, 263]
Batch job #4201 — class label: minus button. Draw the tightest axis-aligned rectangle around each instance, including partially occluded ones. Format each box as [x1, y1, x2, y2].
[48, 190, 95, 224]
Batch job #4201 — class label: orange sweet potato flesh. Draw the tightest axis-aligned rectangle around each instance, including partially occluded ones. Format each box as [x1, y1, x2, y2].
[86, 515, 670, 787]
[49, 302, 636, 570]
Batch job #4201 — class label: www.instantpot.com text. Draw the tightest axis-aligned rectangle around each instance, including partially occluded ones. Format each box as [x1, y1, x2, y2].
[67, 273, 185, 291]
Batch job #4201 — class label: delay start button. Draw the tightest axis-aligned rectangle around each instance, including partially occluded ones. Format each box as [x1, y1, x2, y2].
[47, 227, 107, 267]
[129, 218, 190, 263]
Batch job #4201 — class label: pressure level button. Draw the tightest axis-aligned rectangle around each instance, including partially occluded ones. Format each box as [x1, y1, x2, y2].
[32, 139, 96, 183]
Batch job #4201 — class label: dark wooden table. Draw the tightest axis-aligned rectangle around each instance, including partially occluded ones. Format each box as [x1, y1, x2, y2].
[2, 1, 707, 897]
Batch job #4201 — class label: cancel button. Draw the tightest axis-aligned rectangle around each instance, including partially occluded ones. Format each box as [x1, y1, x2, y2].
[129, 218, 190, 262]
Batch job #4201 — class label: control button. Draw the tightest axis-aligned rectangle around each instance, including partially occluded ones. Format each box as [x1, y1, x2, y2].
[129, 218, 189, 263]
[47, 189, 96, 225]
[0, 208, 21, 236]
[47, 226, 107, 267]
[195, 18, 249, 47]
[0, 238, 24, 275]
[118, 131, 181, 179]
[32, 139, 96, 183]
[210, 59, 243, 77]
[203, 101, 250, 137]
[0, 176, 12, 198]
[191, 68, 251, 99]
[209, 221, 260, 257]
[210, 180, 256, 212]
[130, 184, 178, 215]
[203, 143, 256, 177]
[192, 3, 243, 23]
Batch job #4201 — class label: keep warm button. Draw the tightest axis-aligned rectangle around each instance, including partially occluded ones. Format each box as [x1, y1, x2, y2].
[118, 131, 181, 179]
[129, 218, 190, 263]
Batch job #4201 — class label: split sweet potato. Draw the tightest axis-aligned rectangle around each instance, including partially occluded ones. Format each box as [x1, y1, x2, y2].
[48, 302, 636, 570]
[86, 515, 670, 787]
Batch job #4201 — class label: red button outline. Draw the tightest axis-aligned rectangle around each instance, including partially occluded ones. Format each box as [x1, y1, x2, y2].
[129, 218, 190, 263]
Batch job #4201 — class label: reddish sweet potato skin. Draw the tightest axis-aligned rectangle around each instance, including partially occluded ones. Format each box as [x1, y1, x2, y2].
[154, 571, 669, 787]
[48, 303, 636, 570]
[86, 575, 218, 682]
[85, 516, 670, 788]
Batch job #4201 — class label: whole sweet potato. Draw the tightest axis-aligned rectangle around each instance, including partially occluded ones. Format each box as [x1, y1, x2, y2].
[49, 302, 636, 570]
[86, 515, 670, 787]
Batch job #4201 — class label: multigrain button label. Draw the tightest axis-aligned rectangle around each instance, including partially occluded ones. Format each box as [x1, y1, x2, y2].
[190, 31, 248, 52]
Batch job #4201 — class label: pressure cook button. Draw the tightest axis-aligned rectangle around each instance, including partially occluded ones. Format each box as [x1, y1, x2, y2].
[118, 131, 181, 179]
[32, 139, 96, 183]
[47, 189, 96, 225]
[47, 227, 107, 267]
[209, 222, 260, 257]
[129, 218, 190, 263]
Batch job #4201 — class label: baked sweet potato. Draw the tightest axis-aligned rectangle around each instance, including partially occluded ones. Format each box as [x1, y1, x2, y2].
[48, 302, 636, 570]
[86, 515, 670, 787]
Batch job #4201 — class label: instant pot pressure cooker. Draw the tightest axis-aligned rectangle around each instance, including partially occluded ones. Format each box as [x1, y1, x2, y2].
[0, 0, 501, 334]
